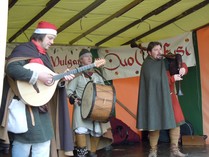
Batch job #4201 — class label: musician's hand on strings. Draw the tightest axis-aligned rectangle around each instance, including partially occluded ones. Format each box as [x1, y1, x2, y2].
[174, 74, 183, 81]
[38, 72, 54, 85]
[62, 69, 75, 81]
[63, 74, 75, 81]
[179, 67, 186, 77]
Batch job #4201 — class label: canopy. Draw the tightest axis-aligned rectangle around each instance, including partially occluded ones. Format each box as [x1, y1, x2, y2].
[7, 0, 209, 47]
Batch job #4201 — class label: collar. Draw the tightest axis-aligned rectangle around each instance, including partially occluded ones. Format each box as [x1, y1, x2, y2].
[32, 40, 46, 55]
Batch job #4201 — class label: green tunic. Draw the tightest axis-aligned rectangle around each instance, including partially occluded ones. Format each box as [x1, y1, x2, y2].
[6, 60, 53, 143]
[14, 107, 53, 143]
[3, 42, 74, 156]
[136, 56, 176, 131]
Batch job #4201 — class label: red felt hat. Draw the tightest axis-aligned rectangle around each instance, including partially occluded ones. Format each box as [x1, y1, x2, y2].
[34, 21, 57, 36]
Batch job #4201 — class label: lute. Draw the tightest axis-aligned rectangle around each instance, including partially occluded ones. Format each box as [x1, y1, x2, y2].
[16, 59, 106, 106]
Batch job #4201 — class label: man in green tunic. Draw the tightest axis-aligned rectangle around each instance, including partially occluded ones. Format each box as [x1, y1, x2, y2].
[136, 41, 188, 157]
[0, 21, 75, 157]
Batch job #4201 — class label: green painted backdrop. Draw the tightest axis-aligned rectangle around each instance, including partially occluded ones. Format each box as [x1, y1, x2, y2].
[175, 32, 203, 135]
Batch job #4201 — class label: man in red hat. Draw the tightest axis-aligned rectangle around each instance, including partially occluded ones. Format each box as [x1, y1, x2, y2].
[0, 21, 75, 157]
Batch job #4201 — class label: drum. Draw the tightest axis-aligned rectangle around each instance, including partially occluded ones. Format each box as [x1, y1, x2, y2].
[81, 81, 116, 122]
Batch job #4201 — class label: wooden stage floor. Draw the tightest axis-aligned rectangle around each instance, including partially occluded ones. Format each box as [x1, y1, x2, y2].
[97, 142, 209, 157]
[1, 141, 209, 157]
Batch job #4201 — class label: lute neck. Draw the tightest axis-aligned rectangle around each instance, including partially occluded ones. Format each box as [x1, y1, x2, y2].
[53, 63, 96, 81]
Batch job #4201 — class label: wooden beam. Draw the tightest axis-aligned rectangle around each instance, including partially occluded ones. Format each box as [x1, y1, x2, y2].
[194, 22, 209, 31]
[95, 0, 181, 46]
[58, 0, 106, 33]
[69, 0, 144, 45]
[123, 0, 209, 46]
[8, 0, 60, 43]
[9, 0, 18, 9]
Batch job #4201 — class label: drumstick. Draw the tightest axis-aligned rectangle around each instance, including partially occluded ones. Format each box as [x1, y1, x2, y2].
[93, 68, 137, 120]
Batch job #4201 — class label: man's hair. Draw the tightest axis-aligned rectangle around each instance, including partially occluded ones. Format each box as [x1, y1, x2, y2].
[79, 49, 91, 59]
[30, 33, 46, 42]
[147, 41, 162, 52]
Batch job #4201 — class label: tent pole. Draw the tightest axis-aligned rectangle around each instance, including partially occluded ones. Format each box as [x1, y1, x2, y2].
[0, 0, 8, 107]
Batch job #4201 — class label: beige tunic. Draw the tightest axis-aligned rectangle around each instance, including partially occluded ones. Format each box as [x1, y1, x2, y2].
[66, 73, 113, 150]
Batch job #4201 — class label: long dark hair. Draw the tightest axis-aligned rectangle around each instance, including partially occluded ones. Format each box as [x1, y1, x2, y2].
[30, 33, 46, 42]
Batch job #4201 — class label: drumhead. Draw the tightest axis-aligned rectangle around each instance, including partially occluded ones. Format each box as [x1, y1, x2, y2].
[81, 81, 95, 119]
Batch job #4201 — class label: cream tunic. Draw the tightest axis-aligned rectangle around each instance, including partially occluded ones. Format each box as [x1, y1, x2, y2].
[66, 73, 108, 133]
[66, 72, 113, 150]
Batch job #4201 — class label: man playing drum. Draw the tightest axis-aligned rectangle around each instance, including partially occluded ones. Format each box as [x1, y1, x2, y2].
[66, 49, 113, 157]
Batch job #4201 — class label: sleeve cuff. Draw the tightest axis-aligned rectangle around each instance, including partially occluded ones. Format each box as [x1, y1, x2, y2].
[29, 71, 38, 85]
